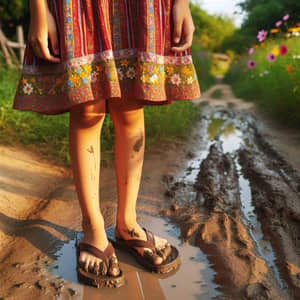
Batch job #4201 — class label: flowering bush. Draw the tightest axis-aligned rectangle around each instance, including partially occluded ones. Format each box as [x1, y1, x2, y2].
[246, 13, 299, 71]
[225, 13, 300, 127]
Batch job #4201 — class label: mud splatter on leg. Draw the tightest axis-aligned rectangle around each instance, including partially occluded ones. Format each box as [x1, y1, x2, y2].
[133, 133, 144, 152]
[86, 145, 97, 182]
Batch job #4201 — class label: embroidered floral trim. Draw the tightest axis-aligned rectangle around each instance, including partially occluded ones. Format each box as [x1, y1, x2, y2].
[22, 49, 194, 74]
[17, 55, 199, 97]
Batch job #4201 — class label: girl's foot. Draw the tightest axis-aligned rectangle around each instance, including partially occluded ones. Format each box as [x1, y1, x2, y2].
[115, 222, 170, 265]
[78, 227, 121, 276]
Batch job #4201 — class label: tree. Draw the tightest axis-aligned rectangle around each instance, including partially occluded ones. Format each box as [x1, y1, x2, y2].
[221, 0, 300, 53]
[0, 0, 29, 38]
[238, 0, 300, 35]
[190, 3, 236, 52]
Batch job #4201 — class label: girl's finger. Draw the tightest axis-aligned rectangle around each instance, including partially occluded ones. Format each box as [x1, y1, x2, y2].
[49, 30, 60, 56]
[171, 20, 194, 52]
[31, 41, 44, 59]
[172, 6, 183, 44]
[173, 19, 183, 44]
[41, 45, 61, 63]
[33, 39, 60, 63]
[47, 9, 60, 56]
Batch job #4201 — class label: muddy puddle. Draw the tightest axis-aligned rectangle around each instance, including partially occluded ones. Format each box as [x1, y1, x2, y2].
[47, 215, 221, 299]
[165, 105, 300, 299]
[44, 105, 300, 300]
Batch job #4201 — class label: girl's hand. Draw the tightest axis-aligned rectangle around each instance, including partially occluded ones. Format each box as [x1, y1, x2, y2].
[171, 0, 195, 53]
[28, 0, 60, 63]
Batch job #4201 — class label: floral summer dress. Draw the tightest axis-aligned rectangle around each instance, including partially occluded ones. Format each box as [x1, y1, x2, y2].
[13, 0, 201, 115]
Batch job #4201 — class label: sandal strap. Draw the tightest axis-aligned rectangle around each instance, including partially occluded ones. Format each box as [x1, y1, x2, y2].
[117, 238, 156, 251]
[79, 242, 115, 268]
[143, 227, 172, 261]
[143, 227, 155, 247]
[103, 242, 115, 258]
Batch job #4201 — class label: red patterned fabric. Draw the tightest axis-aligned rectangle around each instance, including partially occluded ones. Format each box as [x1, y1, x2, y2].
[13, 0, 201, 115]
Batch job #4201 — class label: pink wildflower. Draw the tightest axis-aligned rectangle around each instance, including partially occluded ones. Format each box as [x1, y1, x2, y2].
[248, 48, 255, 55]
[257, 30, 268, 42]
[267, 53, 276, 62]
[248, 60, 256, 69]
[283, 14, 290, 21]
[275, 20, 282, 27]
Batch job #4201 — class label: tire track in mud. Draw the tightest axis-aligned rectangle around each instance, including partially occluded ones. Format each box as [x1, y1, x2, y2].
[163, 105, 300, 300]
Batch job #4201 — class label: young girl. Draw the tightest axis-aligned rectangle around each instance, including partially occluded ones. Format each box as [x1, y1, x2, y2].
[13, 0, 200, 288]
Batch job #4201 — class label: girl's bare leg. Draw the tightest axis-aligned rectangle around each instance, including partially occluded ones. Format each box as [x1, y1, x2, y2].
[108, 97, 168, 265]
[69, 100, 119, 275]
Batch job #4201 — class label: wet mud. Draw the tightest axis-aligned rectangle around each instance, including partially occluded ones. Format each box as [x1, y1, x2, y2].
[163, 104, 300, 299]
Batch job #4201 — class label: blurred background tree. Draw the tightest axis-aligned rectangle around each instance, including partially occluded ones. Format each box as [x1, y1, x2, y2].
[190, 3, 235, 52]
[0, 0, 29, 38]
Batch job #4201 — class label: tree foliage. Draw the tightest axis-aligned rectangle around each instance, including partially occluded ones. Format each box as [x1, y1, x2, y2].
[0, 0, 30, 38]
[189, 3, 235, 52]
[222, 0, 300, 53]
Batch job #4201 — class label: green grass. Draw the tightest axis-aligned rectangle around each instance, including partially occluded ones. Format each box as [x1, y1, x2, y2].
[225, 37, 300, 128]
[190, 43, 215, 92]
[211, 58, 231, 77]
[0, 63, 200, 167]
[144, 100, 200, 146]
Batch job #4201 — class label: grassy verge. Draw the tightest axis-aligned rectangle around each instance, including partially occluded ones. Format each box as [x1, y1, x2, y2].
[0, 62, 201, 167]
[190, 43, 215, 91]
[225, 37, 300, 128]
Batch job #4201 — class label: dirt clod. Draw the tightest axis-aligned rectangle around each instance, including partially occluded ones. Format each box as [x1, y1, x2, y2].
[34, 281, 43, 290]
[170, 203, 179, 211]
[68, 288, 76, 296]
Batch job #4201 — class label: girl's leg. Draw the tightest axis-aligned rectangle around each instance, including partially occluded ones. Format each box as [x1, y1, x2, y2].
[107, 97, 168, 265]
[69, 100, 119, 275]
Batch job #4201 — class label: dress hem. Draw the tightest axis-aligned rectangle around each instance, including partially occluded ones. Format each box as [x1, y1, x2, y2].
[12, 93, 201, 115]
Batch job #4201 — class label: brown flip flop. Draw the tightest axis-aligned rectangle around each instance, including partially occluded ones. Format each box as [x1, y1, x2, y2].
[113, 227, 181, 274]
[76, 241, 125, 288]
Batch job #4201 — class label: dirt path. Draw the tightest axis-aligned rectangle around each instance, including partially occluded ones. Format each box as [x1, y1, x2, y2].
[0, 83, 299, 299]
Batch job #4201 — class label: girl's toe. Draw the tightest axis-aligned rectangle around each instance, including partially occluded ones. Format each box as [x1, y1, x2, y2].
[108, 254, 121, 277]
[84, 259, 90, 272]
[94, 261, 101, 275]
[153, 255, 164, 265]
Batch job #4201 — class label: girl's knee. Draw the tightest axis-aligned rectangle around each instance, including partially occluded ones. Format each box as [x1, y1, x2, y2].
[108, 98, 144, 127]
[70, 100, 106, 127]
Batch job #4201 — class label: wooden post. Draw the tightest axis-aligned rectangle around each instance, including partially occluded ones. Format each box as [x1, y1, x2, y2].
[0, 29, 13, 66]
[0, 25, 25, 67]
[17, 25, 24, 65]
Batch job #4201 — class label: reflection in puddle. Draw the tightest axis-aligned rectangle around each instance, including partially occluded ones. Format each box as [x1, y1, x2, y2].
[48, 215, 221, 299]
[208, 114, 245, 153]
[143, 216, 221, 299]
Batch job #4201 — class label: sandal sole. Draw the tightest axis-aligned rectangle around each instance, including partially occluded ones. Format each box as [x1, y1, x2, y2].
[77, 266, 125, 288]
[76, 244, 126, 288]
[113, 239, 181, 274]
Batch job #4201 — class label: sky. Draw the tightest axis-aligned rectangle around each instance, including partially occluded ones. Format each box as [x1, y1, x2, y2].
[193, 0, 246, 27]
